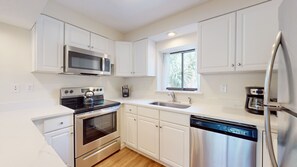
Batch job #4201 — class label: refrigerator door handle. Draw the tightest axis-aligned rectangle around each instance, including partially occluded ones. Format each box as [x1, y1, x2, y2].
[264, 31, 282, 167]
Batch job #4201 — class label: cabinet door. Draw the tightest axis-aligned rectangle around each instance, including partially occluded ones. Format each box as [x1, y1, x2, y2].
[198, 13, 236, 73]
[107, 39, 115, 64]
[115, 41, 133, 76]
[125, 113, 138, 149]
[160, 121, 189, 167]
[91, 33, 108, 53]
[263, 132, 278, 167]
[236, 1, 280, 71]
[44, 127, 74, 167]
[65, 24, 90, 50]
[137, 116, 159, 159]
[33, 15, 64, 73]
[133, 39, 148, 76]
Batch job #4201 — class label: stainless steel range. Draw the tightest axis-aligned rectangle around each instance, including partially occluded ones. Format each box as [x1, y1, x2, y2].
[60, 87, 121, 167]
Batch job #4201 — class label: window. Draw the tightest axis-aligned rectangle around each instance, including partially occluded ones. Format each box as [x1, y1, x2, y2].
[163, 49, 198, 91]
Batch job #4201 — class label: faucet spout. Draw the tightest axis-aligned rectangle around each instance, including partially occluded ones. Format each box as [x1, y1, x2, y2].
[168, 91, 176, 102]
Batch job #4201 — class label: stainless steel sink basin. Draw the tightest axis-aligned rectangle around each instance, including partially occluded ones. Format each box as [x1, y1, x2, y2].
[149, 101, 190, 109]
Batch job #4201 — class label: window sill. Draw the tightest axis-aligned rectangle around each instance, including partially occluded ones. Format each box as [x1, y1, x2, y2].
[156, 90, 203, 95]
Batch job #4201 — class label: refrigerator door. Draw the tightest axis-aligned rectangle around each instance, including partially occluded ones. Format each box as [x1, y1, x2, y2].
[278, 0, 297, 166]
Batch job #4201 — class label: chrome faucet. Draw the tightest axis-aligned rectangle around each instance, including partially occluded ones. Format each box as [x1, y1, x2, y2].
[168, 91, 176, 102]
[188, 97, 192, 104]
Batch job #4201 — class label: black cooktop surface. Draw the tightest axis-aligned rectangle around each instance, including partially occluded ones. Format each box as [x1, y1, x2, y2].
[61, 96, 121, 114]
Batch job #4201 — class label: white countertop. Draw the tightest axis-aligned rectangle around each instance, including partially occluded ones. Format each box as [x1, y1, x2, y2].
[113, 98, 278, 131]
[0, 105, 74, 167]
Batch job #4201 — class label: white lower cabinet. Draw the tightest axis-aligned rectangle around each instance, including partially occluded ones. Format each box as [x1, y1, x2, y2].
[33, 114, 74, 167]
[137, 116, 159, 159]
[124, 105, 190, 167]
[125, 113, 138, 149]
[160, 121, 190, 167]
[44, 127, 74, 167]
[262, 132, 278, 167]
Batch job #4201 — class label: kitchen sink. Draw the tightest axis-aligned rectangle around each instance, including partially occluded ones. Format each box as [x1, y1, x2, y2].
[149, 101, 190, 109]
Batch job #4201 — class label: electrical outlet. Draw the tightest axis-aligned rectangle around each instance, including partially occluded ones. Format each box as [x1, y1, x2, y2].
[12, 84, 20, 93]
[25, 83, 34, 92]
[220, 84, 227, 93]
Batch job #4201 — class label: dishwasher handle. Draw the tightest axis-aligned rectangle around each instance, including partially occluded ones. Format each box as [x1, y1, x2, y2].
[190, 116, 258, 142]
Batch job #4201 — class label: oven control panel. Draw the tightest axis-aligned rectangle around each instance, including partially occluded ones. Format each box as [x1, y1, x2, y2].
[61, 87, 104, 98]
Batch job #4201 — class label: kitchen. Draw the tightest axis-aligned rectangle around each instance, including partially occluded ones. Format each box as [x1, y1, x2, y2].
[0, 0, 295, 167]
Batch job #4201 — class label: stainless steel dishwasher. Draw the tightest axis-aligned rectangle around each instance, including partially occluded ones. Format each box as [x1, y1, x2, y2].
[190, 115, 258, 167]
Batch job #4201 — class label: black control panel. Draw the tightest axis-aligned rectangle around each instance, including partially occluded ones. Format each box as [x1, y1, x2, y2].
[190, 115, 258, 142]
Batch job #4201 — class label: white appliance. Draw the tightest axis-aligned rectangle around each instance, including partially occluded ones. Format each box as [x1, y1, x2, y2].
[264, 0, 297, 166]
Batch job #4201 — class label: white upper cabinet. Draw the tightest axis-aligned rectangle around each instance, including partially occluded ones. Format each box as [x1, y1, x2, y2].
[236, 1, 279, 71]
[65, 24, 90, 50]
[198, 1, 279, 73]
[115, 39, 156, 77]
[91, 33, 108, 53]
[133, 39, 156, 76]
[198, 13, 236, 73]
[115, 41, 133, 76]
[65, 24, 114, 61]
[32, 15, 64, 73]
[107, 39, 115, 64]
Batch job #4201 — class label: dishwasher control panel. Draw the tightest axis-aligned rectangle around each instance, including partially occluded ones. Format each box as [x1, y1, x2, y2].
[190, 115, 258, 141]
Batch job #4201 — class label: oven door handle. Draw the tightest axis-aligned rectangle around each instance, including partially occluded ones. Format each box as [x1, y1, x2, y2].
[76, 107, 118, 120]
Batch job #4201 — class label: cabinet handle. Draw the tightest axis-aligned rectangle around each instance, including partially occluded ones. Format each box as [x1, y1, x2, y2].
[129, 109, 132, 111]
[237, 63, 242, 66]
[60, 122, 64, 125]
[134, 118, 136, 121]
[231, 64, 235, 67]
[155, 125, 158, 128]
[159, 126, 162, 128]
[70, 132, 74, 135]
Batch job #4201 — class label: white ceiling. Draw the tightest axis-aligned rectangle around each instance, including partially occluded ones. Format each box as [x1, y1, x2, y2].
[53, 0, 208, 33]
[0, 0, 48, 29]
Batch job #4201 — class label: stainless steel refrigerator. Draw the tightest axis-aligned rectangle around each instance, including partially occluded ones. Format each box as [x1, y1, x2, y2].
[264, 0, 297, 167]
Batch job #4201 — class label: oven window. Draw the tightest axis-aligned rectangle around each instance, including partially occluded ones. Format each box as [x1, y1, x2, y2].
[69, 51, 102, 71]
[83, 112, 116, 145]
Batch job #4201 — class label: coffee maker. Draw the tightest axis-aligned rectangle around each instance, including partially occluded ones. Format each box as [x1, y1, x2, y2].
[245, 87, 265, 115]
[122, 85, 129, 98]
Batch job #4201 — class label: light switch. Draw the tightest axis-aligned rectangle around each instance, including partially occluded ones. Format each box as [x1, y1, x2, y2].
[220, 84, 227, 93]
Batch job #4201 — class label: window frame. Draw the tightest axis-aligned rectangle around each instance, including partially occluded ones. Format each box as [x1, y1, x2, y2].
[165, 49, 198, 91]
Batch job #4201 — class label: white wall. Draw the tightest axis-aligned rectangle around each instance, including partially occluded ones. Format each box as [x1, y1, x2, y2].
[0, 22, 124, 106]
[124, 0, 269, 41]
[42, 0, 123, 40]
[125, 33, 278, 107]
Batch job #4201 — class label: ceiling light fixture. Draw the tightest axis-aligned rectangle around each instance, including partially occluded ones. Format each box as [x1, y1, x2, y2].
[167, 32, 176, 37]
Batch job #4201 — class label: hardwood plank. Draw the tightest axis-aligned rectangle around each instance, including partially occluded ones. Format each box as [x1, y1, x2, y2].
[94, 148, 164, 167]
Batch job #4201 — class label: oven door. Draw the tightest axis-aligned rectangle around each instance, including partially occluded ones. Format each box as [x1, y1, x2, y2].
[75, 106, 120, 157]
[64, 45, 104, 75]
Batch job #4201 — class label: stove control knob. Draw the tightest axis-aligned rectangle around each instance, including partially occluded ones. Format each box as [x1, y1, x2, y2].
[96, 89, 99, 91]
[70, 90, 74, 94]
[93, 89, 96, 92]
[100, 88, 102, 91]
[64, 90, 69, 94]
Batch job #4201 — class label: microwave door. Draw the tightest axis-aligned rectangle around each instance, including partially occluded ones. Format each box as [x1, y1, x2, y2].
[102, 58, 111, 75]
[64, 46, 104, 75]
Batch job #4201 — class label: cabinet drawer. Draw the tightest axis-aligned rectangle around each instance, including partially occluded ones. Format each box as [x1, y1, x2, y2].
[125, 105, 137, 114]
[44, 115, 73, 133]
[138, 107, 159, 119]
[160, 111, 189, 126]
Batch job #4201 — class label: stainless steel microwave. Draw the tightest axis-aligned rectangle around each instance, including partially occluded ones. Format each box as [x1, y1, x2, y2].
[64, 45, 111, 76]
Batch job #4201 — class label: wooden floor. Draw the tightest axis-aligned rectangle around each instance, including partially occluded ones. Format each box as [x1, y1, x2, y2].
[94, 148, 164, 167]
